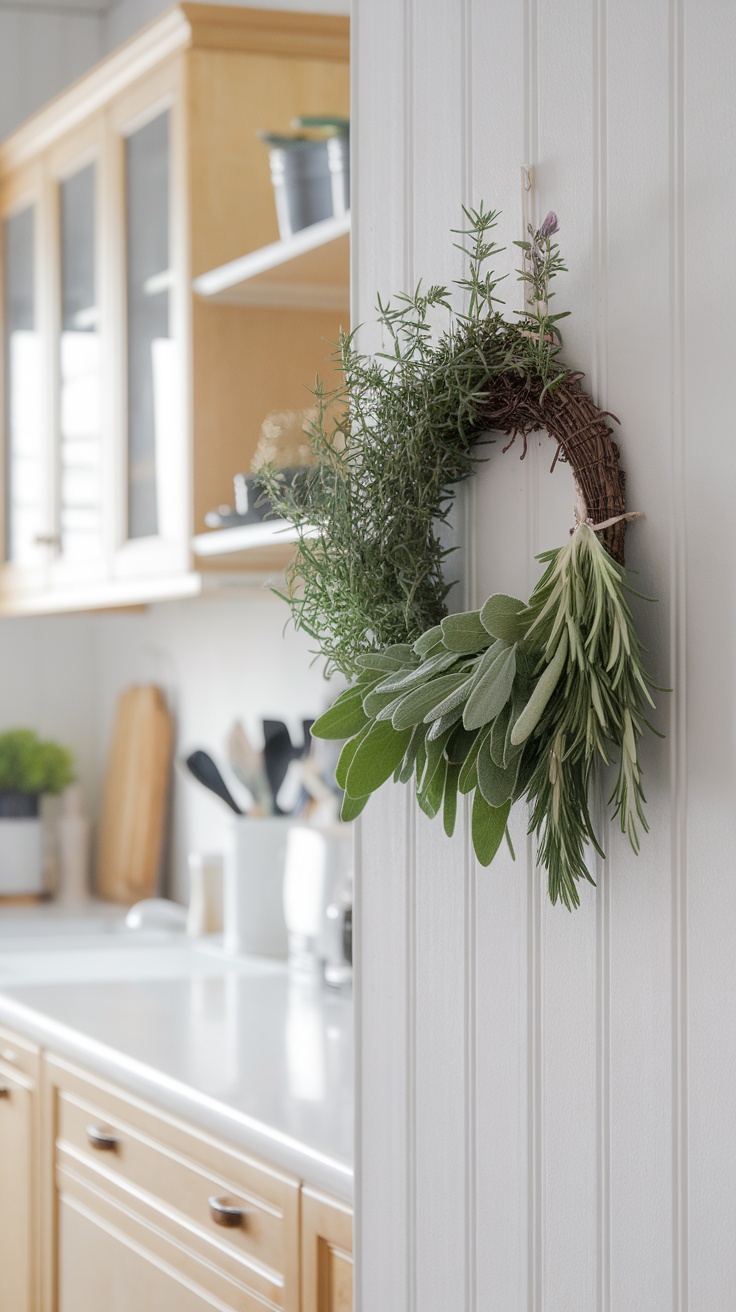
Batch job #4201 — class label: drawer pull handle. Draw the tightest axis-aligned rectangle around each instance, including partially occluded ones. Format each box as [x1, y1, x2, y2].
[0, 1086, 9, 1098]
[86, 1125, 119, 1152]
[208, 1196, 244, 1229]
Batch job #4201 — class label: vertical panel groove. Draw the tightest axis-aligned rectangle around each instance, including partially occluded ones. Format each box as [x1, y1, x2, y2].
[461, 2, 476, 1308]
[523, 5, 541, 1308]
[669, 0, 689, 1306]
[403, 8, 416, 1310]
[406, 790, 417, 1312]
[592, 2, 612, 1310]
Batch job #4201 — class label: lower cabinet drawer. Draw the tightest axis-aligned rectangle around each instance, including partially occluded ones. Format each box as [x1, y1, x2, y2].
[44, 1054, 300, 1311]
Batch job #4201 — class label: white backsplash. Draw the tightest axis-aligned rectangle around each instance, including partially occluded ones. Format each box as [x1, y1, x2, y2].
[0, 596, 333, 904]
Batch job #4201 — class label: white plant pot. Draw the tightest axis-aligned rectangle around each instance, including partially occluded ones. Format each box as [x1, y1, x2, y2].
[223, 817, 294, 958]
[0, 818, 44, 897]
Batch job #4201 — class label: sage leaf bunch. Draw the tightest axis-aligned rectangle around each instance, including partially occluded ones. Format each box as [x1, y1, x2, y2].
[312, 522, 658, 909]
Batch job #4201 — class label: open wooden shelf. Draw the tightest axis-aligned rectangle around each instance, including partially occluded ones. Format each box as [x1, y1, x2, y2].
[0, 570, 279, 617]
[192, 520, 317, 571]
[192, 213, 350, 311]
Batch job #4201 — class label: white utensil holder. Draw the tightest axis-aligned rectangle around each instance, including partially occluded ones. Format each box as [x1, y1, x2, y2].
[224, 817, 293, 958]
[0, 818, 44, 897]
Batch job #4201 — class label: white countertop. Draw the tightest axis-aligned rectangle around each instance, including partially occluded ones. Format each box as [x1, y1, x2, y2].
[0, 904, 353, 1201]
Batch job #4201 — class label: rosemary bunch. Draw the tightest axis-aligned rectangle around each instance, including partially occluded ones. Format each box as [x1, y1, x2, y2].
[258, 205, 565, 679]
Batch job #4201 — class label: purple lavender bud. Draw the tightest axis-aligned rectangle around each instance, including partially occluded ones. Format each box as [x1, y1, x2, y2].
[539, 211, 559, 238]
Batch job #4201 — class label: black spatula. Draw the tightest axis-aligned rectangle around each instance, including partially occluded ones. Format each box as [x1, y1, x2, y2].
[185, 750, 243, 815]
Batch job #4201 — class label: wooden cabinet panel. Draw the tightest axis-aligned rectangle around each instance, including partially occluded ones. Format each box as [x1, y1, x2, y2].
[58, 1184, 243, 1312]
[0, 5, 349, 614]
[0, 1046, 39, 1312]
[45, 1053, 300, 1311]
[301, 1187, 353, 1312]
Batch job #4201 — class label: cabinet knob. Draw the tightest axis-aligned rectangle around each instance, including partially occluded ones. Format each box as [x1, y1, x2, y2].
[0, 1086, 9, 1099]
[86, 1124, 119, 1151]
[208, 1196, 245, 1229]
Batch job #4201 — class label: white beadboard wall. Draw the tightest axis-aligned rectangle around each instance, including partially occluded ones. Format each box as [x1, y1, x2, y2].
[353, 1, 735, 1309]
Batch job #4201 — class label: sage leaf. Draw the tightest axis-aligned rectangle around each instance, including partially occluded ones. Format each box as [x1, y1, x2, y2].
[458, 724, 491, 794]
[335, 723, 371, 790]
[477, 736, 522, 807]
[463, 645, 517, 730]
[510, 628, 569, 746]
[364, 683, 417, 719]
[313, 686, 370, 740]
[446, 723, 478, 765]
[443, 762, 461, 837]
[398, 725, 427, 784]
[413, 625, 444, 657]
[490, 702, 512, 767]
[440, 610, 491, 654]
[345, 721, 412, 798]
[472, 791, 511, 866]
[423, 673, 476, 722]
[426, 705, 464, 740]
[341, 792, 370, 822]
[355, 646, 417, 674]
[374, 648, 461, 695]
[418, 756, 446, 819]
[480, 593, 527, 642]
[391, 673, 469, 731]
[420, 725, 454, 795]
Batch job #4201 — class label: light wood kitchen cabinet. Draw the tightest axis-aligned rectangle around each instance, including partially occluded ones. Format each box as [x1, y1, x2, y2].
[0, 5, 349, 614]
[43, 1053, 302, 1311]
[0, 1024, 41, 1312]
[301, 1186, 354, 1312]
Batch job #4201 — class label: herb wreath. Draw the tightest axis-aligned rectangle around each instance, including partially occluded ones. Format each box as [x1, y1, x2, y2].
[259, 206, 658, 909]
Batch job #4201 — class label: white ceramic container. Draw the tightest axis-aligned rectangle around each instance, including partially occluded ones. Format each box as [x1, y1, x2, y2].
[223, 817, 293, 958]
[282, 824, 354, 976]
[0, 818, 44, 897]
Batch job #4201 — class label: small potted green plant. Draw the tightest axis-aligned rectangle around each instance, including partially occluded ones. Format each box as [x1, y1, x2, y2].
[0, 730, 74, 898]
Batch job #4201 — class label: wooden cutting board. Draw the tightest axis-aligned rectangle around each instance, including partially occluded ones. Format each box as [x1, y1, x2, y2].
[97, 685, 174, 904]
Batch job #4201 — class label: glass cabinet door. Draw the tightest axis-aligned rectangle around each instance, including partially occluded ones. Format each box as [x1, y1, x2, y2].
[58, 161, 103, 566]
[3, 203, 45, 570]
[124, 109, 174, 543]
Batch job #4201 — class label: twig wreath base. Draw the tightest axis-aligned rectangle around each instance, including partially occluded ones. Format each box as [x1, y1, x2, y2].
[260, 206, 659, 909]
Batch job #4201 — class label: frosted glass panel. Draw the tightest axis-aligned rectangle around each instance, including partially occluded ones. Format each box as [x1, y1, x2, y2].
[59, 163, 102, 563]
[3, 205, 44, 565]
[125, 110, 171, 540]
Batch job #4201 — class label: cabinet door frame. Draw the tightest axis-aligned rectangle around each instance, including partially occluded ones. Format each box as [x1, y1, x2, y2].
[107, 56, 191, 581]
[301, 1187, 354, 1312]
[0, 162, 54, 595]
[0, 1051, 38, 1312]
[45, 117, 111, 589]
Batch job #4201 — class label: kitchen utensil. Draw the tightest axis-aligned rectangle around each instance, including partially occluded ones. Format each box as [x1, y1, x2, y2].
[227, 721, 274, 815]
[262, 720, 299, 813]
[97, 685, 173, 904]
[185, 751, 243, 815]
